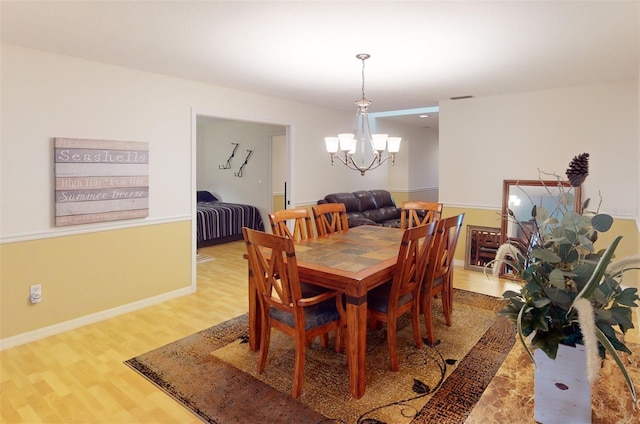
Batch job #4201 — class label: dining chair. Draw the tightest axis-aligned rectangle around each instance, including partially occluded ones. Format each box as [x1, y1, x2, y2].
[366, 221, 437, 371]
[312, 202, 349, 236]
[400, 201, 443, 230]
[269, 208, 315, 241]
[270, 207, 339, 350]
[242, 227, 346, 399]
[421, 213, 465, 346]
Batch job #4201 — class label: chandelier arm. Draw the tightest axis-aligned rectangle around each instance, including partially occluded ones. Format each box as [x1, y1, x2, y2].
[330, 152, 363, 172]
[347, 154, 367, 175]
[331, 151, 396, 176]
[354, 153, 395, 176]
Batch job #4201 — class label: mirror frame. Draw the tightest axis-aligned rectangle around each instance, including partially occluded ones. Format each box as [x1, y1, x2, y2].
[500, 179, 582, 279]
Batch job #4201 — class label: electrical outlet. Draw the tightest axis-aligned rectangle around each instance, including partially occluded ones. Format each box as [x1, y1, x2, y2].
[30, 284, 42, 304]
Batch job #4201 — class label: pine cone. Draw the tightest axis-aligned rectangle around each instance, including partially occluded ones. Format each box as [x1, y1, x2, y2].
[566, 152, 589, 187]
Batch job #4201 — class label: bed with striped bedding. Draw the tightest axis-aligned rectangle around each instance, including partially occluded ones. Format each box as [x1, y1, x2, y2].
[196, 200, 265, 247]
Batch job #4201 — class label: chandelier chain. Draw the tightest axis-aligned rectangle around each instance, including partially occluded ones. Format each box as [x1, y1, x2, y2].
[361, 56, 366, 101]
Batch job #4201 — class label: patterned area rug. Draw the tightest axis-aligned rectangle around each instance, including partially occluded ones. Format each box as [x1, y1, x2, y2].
[125, 290, 515, 424]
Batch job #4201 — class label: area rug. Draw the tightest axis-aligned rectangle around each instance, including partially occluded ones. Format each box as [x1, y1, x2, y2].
[125, 290, 515, 424]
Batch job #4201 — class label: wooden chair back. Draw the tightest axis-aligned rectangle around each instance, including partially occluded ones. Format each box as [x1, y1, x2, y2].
[393, 222, 437, 302]
[475, 229, 501, 265]
[269, 208, 315, 241]
[400, 201, 443, 230]
[367, 221, 437, 371]
[242, 227, 344, 398]
[312, 203, 349, 236]
[421, 213, 465, 345]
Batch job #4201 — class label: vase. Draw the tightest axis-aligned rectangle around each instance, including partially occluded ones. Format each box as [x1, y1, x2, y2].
[534, 343, 592, 424]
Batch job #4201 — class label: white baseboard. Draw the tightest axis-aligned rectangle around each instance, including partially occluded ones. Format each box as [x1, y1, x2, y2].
[0, 286, 194, 350]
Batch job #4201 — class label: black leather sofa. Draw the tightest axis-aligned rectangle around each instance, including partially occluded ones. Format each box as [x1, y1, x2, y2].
[317, 189, 401, 228]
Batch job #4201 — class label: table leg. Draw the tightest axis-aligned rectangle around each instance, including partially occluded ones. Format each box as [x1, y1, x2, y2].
[345, 293, 367, 399]
[247, 266, 261, 351]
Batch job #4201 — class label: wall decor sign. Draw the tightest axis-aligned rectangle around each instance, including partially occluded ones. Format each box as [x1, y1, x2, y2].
[54, 138, 149, 226]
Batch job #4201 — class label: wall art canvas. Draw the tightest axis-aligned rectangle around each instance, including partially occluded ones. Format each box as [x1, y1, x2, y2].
[54, 138, 149, 226]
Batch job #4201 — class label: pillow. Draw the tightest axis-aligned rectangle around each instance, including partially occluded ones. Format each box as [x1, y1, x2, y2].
[197, 191, 218, 202]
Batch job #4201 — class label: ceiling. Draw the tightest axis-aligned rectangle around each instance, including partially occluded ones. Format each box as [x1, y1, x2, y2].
[2, 1, 638, 130]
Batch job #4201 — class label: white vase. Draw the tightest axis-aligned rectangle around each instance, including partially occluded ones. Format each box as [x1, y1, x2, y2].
[534, 343, 592, 424]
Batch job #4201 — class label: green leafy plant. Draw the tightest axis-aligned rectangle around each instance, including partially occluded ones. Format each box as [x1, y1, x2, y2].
[492, 153, 640, 402]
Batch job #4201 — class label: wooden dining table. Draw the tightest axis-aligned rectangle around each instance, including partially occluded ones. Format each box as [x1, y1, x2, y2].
[247, 225, 404, 399]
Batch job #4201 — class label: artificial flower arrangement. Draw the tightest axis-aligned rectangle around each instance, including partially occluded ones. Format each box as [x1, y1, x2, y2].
[492, 153, 640, 402]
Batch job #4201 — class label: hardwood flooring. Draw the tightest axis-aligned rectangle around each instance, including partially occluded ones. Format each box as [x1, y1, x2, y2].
[0, 240, 619, 423]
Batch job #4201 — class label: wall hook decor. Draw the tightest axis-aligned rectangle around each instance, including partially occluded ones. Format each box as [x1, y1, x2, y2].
[234, 150, 253, 177]
[219, 142, 239, 169]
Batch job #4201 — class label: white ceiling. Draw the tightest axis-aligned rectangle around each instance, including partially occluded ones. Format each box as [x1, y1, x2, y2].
[2, 1, 638, 129]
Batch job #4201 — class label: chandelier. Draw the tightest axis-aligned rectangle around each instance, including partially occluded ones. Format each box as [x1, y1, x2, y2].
[324, 54, 401, 176]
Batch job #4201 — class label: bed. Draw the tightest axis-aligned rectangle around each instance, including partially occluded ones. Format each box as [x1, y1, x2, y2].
[196, 191, 265, 247]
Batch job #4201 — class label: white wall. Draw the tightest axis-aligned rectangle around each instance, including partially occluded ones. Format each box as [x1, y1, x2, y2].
[439, 82, 639, 218]
[374, 118, 438, 196]
[408, 127, 438, 199]
[2, 46, 636, 240]
[1, 45, 424, 241]
[196, 118, 284, 225]
[271, 135, 287, 197]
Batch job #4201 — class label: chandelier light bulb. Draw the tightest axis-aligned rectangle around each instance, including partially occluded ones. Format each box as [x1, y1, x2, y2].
[325, 137, 339, 154]
[371, 134, 388, 152]
[387, 137, 401, 153]
[338, 133, 355, 152]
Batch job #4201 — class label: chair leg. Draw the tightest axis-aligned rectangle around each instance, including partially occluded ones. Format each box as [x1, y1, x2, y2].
[292, 332, 306, 399]
[334, 327, 343, 353]
[368, 315, 384, 330]
[442, 291, 452, 327]
[442, 274, 453, 327]
[448, 273, 454, 314]
[319, 334, 329, 348]
[386, 319, 399, 372]
[422, 293, 436, 346]
[257, 317, 271, 374]
[411, 300, 423, 349]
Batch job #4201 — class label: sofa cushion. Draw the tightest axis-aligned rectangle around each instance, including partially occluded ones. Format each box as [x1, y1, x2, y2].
[353, 190, 377, 212]
[323, 192, 360, 213]
[362, 206, 401, 223]
[381, 218, 402, 228]
[348, 216, 378, 227]
[370, 189, 396, 208]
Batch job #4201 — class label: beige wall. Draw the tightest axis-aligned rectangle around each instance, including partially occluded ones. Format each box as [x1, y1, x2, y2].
[272, 194, 286, 213]
[0, 222, 191, 340]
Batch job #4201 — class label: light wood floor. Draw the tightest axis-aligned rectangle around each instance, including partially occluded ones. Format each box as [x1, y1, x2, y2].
[0, 240, 565, 423]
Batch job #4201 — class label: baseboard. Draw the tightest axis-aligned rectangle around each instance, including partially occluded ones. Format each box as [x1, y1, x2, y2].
[0, 286, 194, 350]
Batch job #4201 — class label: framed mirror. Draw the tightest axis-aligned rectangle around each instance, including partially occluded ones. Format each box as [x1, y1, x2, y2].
[464, 225, 502, 272]
[500, 179, 582, 279]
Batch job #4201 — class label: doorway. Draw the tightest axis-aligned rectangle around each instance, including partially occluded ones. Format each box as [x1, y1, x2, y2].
[192, 114, 288, 289]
